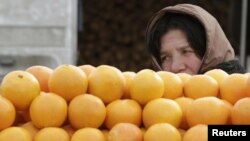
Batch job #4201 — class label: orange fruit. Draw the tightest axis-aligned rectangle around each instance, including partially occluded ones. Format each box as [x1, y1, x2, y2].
[1, 70, 40, 110]
[177, 73, 191, 84]
[157, 71, 183, 99]
[0, 127, 32, 141]
[62, 124, 75, 138]
[184, 75, 219, 99]
[101, 129, 109, 141]
[204, 69, 229, 85]
[144, 123, 181, 141]
[244, 72, 250, 77]
[26, 65, 53, 92]
[142, 98, 182, 128]
[186, 97, 229, 127]
[174, 97, 194, 129]
[221, 100, 233, 124]
[178, 128, 186, 137]
[182, 124, 208, 141]
[68, 94, 106, 129]
[88, 65, 125, 104]
[245, 75, 250, 97]
[220, 73, 248, 104]
[140, 128, 146, 136]
[0, 96, 16, 130]
[34, 127, 69, 141]
[105, 99, 142, 129]
[130, 69, 164, 105]
[231, 97, 250, 124]
[122, 71, 136, 99]
[71, 128, 105, 141]
[20, 121, 39, 140]
[49, 64, 88, 102]
[29, 92, 67, 128]
[78, 64, 96, 76]
[15, 110, 31, 125]
[108, 123, 143, 141]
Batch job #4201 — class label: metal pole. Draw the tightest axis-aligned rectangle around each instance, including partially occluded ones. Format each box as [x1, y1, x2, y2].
[239, 0, 248, 67]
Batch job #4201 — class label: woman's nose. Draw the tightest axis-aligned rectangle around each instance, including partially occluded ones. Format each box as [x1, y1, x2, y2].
[171, 57, 186, 73]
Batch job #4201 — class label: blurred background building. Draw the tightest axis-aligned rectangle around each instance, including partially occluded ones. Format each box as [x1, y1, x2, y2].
[0, 0, 249, 80]
[0, 0, 77, 80]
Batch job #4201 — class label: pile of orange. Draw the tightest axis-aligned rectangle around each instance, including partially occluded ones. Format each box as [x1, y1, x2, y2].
[0, 65, 250, 141]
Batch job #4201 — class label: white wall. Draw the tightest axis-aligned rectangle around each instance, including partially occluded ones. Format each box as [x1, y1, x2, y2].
[0, 0, 78, 80]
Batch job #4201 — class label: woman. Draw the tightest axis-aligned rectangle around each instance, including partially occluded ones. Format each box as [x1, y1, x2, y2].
[146, 4, 245, 74]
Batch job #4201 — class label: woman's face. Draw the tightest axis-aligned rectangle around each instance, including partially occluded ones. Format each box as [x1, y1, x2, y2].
[160, 29, 202, 75]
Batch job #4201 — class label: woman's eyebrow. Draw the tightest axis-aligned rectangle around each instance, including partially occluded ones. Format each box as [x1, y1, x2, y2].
[176, 46, 194, 52]
[160, 45, 191, 55]
[177, 45, 191, 50]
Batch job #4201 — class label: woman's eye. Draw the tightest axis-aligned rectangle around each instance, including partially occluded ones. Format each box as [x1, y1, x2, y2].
[182, 49, 193, 54]
[161, 56, 166, 61]
[161, 55, 171, 62]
